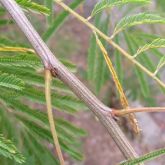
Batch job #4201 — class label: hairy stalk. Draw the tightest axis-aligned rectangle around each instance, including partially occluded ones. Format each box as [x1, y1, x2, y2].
[45, 69, 65, 165]
[95, 33, 140, 133]
[1, 0, 143, 161]
[113, 107, 165, 116]
[54, 0, 165, 89]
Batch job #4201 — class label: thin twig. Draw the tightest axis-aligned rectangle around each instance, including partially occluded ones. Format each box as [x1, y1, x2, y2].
[0, 46, 34, 53]
[53, 0, 165, 89]
[95, 32, 140, 133]
[113, 107, 165, 116]
[45, 69, 65, 165]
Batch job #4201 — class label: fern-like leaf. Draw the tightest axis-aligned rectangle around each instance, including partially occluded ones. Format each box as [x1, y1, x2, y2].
[44, 0, 53, 24]
[16, 115, 84, 161]
[124, 32, 151, 98]
[91, 0, 150, 17]
[0, 19, 13, 26]
[154, 55, 165, 75]
[16, 0, 50, 15]
[113, 13, 165, 37]
[135, 38, 165, 57]
[0, 54, 41, 69]
[0, 37, 24, 47]
[43, 0, 84, 41]
[88, 13, 110, 93]
[0, 73, 24, 91]
[18, 85, 84, 114]
[0, 134, 25, 164]
[114, 35, 123, 85]
[120, 148, 165, 165]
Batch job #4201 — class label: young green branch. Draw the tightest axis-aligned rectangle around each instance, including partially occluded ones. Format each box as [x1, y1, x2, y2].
[53, 0, 165, 89]
[45, 69, 65, 165]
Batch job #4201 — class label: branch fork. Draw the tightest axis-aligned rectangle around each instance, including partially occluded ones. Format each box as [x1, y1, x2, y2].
[0, 0, 142, 161]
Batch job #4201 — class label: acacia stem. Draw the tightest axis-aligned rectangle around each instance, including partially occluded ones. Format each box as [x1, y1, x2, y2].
[45, 69, 65, 165]
[114, 107, 165, 116]
[0, 0, 141, 161]
[54, 0, 165, 89]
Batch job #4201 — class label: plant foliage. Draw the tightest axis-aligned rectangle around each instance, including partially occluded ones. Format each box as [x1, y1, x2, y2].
[43, 0, 84, 41]
[135, 38, 165, 56]
[16, 0, 50, 15]
[113, 13, 165, 37]
[120, 148, 165, 165]
[0, 1, 86, 164]
[0, 134, 25, 163]
[0, 0, 165, 164]
[91, 0, 150, 17]
[87, 13, 109, 93]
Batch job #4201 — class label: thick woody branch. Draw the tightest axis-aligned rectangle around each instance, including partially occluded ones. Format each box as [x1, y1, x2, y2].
[0, 0, 140, 160]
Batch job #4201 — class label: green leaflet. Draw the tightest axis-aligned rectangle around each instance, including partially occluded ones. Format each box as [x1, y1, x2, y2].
[0, 53, 76, 72]
[0, 20, 13, 26]
[95, 15, 110, 93]
[23, 132, 59, 165]
[135, 38, 165, 56]
[135, 68, 149, 97]
[113, 13, 165, 36]
[44, 0, 54, 25]
[57, 119, 87, 137]
[123, 32, 165, 97]
[87, 13, 101, 84]
[0, 73, 24, 91]
[0, 38, 18, 47]
[131, 32, 165, 58]
[0, 54, 41, 69]
[130, 34, 155, 72]
[16, 0, 50, 15]
[0, 65, 70, 93]
[43, 0, 84, 41]
[0, 134, 25, 164]
[59, 140, 83, 161]
[132, 32, 162, 42]
[120, 148, 165, 165]
[124, 32, 150, 98]
[130, 33, 165, 98]
[18, 85, 84, 114]
[16, 115, 84, 161]
[0, 94, 86, 162]
[114, 35, 123, 85]
[91, 0, 150, 17]
[0, 37, 27, 47]
[1, 97, 86, 141]
[87, 35, 97, 81]
[155, 55, 165, 75]
[127, 32, 165, 85]
[87, 13, 110, 93]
